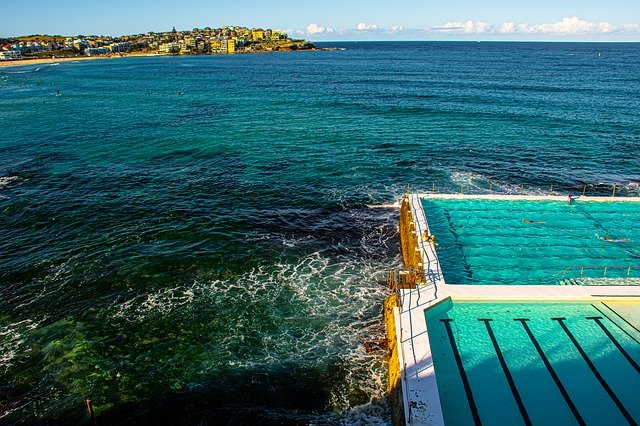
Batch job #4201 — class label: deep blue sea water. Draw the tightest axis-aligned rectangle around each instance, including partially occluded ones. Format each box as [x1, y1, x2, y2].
[1, 41, 639, 424]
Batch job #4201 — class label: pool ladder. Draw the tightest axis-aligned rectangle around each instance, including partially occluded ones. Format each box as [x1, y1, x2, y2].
[559, 278, 581, 286]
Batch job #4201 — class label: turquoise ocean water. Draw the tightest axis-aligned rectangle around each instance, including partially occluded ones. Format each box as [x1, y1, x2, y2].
[1, 42, 640, 424]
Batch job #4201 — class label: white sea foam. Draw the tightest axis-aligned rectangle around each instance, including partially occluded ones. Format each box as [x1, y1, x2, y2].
[0, 318, 40, 371]
[108, 208, 400, 419]
[4, 62, 60, 75]
[0, 176, 21, 189]
[337, 398, 392, 425]
[436, 170, 640, 196]
[366, 202, 400, 209]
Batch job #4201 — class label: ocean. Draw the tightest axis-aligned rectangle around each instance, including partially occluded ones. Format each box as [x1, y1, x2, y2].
[1, 41, 639, 424]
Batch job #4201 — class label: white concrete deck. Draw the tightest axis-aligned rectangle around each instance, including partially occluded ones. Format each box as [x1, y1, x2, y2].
[394, 194, 640, 426]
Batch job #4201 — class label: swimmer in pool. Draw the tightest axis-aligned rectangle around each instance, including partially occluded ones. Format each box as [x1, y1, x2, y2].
[522, 219, 546, 224]
[602, 236, 630, 243]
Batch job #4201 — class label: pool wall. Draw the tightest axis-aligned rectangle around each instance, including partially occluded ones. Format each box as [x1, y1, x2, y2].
[387, 194, 640, 426]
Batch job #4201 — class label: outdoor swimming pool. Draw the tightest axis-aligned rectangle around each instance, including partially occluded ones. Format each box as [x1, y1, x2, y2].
[421, 199, 640, 285]
[425, 300, 640, 425]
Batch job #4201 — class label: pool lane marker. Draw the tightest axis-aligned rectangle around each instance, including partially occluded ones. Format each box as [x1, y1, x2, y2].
[586, 316, 640, 374]
[552, 317, 636, 426]
[600, 302, 640, 341]
[591, 304, 640, 346]
[439, 319, 482, 425]
[514, 318, 586, 426]
[478, 318, 531, 426]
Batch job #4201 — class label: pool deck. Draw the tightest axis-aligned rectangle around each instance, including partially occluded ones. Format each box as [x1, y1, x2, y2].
[393, 193, 640, 425]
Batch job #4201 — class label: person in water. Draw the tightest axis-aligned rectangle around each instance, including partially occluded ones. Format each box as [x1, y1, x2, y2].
[603, 236, 630, 243]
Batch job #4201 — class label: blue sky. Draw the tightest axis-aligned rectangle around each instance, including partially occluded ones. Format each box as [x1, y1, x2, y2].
[2, 0, 640, 41]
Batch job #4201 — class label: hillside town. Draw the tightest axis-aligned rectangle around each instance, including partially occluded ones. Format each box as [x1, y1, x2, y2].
[0, 26, 315, 61]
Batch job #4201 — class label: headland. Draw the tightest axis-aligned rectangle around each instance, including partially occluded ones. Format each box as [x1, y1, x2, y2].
[0, 25, 318, 68]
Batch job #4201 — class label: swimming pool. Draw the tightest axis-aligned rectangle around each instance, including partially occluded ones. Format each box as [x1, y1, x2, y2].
[425, 300, 640, 425]
[421, 199, 640, 285]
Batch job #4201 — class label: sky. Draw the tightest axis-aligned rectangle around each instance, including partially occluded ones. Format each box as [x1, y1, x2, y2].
[2, 0, 640, 41]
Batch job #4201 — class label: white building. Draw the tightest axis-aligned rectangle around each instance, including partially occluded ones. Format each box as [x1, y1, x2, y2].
[109, 42, 131, 53]
[85, 47, 107, 56]
[0, 51, 22, 60]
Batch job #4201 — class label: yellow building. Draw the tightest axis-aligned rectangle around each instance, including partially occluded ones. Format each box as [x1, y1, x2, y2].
[209, 39, 222, 51]
[184, 37, 196, 49]
[219, 39, 235, 53]
[251, 29, 265, 40]
[271, 30, 286, 40]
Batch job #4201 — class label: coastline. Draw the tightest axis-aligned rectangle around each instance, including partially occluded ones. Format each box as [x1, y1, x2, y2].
[0, 48, 324, 69]
[0, 52, 167, 68]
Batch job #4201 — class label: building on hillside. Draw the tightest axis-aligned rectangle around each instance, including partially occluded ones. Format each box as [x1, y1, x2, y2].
[251, 29, 265, 40]
[85, 47, 107, 56]
[271, 30, 287, 40]
[184, 37, 196, 49]
[109, 42, 131, 53]
[237, 28, 251, 38]
[73, 39, 89, 52]
[159, 43, 180, 54]
[209, 39, 222, 52]
[220, 39, 235, 53]
[0, 50, 21, 60]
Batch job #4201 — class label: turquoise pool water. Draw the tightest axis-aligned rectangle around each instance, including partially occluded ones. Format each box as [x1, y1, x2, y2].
[421, 199, 640, 285]
[425, 301, 640, 425]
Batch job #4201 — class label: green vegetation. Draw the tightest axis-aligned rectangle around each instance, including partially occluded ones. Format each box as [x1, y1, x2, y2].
[24, 50, 79, 58]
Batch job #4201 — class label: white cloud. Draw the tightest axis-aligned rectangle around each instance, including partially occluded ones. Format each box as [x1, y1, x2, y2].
[298, 17, 640, 40]
[436, 20, 493, 33]
[520, 17, 614, 34]
[306, 23, 333, 35]
[357, 22, 379, 31]
[499, 22, 516, 34]
[620, 23, 640, 32]
[437, 16, 639, 37]
[284, 28, 306, 36]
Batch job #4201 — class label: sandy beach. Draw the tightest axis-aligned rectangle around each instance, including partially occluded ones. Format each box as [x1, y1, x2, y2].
[0, 53, 166, 68]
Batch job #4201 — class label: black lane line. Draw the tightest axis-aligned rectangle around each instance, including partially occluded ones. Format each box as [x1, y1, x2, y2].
[586, 316, 640, 374]
[514, 318, 586, 426]
[440, 319, 482, 426]
[478, 319, 531, 426]
[601, 302, 640, 338]
[552, 317, 636, 426]
[591, 304, 640, 346]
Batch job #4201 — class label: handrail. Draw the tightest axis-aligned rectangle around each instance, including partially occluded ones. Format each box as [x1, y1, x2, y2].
[556, 265, 640, 279]
[425, 182, 638, 197]
[409, 194, 442, 293]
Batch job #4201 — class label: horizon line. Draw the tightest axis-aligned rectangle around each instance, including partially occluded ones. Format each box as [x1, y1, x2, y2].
[312, 39, 640, 43]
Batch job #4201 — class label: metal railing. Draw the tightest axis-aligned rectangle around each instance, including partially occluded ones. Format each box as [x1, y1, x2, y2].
[424, 182, 637, 198]
[387, 268, 427, 293]
[556, 265, 640, 280]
